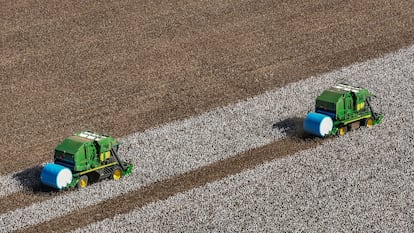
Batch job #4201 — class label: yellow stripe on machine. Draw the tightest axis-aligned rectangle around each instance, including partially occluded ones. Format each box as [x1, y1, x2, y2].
[343, 114, 371, 125]
[79, 162, 118, 175]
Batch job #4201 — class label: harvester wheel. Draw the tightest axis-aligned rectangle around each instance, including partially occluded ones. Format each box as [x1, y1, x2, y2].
[112, 166, 122, 181]
[338, 126, 347, 136]
[366, 118, 374, 128]
[78, 175, 88, 188]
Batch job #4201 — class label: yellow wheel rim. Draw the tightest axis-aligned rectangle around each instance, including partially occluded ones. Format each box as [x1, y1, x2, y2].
[79, 178, 87, 188]
[339, 127, 346, 136]
[113, 169, 122, 180]
[367, 118, 373, 128]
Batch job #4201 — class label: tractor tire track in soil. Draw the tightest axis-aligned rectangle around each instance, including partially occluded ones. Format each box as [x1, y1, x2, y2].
[1, 0, 413, 174]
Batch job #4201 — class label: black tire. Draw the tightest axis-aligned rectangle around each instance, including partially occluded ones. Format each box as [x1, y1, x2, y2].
[111, 166, 122, 181]
[78, 175, 88, 188]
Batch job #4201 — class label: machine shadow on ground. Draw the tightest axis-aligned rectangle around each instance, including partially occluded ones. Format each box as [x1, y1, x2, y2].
[272, 117, 315, 140]
[13, 166, 110, 194]
[13, 165, 57, 194]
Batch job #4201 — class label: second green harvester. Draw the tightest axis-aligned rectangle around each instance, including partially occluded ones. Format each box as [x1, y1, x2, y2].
[304, 83, 383, 137]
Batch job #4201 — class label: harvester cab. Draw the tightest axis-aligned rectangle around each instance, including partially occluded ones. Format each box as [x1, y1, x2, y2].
[40, 131, 133, 190]
[304, 83, 383, 137]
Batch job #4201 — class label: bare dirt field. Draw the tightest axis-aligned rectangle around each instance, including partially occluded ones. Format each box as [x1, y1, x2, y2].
[1, 0, 413, 232]
[2, 0, 413, 174]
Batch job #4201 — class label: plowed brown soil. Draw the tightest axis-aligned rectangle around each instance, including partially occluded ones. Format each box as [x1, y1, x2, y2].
[0, 192, 51, 214]
[2, 0, 413, 175]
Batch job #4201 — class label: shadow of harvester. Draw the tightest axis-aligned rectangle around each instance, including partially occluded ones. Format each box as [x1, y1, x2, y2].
[12, 165, 56, 193]
[272, 117, 315, 140]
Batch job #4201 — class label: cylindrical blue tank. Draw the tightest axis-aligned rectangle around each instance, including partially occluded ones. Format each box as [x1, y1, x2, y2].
[303, 112, 333, 137]
[40, 164, 73, 189]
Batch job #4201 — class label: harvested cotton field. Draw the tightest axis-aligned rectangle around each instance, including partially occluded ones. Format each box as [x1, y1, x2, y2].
[1, 0, 413, 232]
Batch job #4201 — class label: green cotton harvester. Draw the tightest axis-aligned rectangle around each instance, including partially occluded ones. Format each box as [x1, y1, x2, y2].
[40, 131, 133, 189]
[304, 83, 383, 137]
